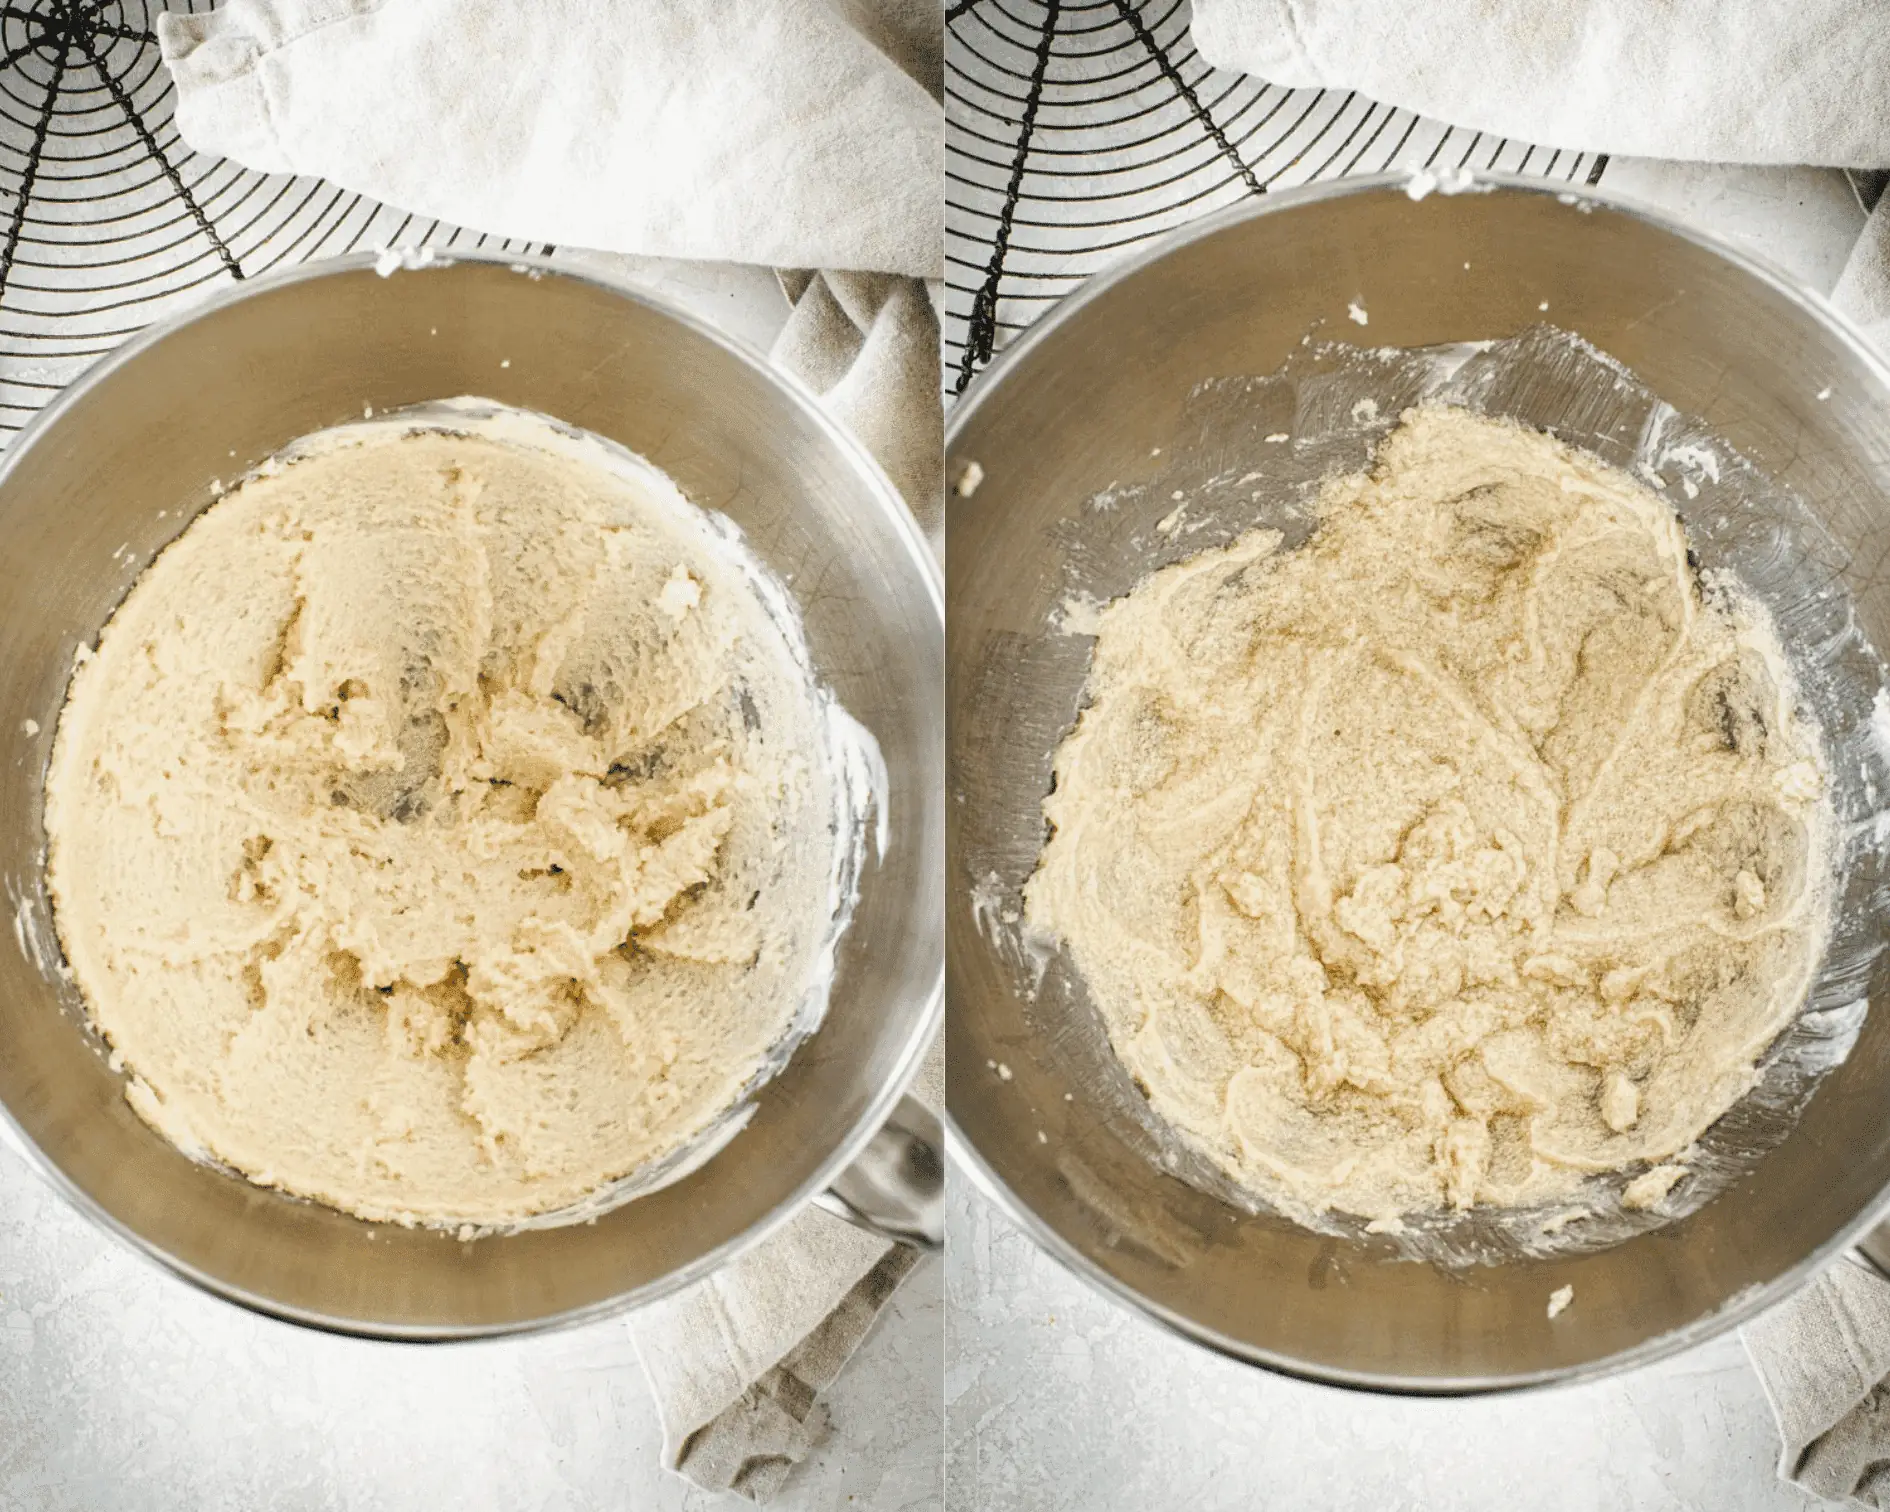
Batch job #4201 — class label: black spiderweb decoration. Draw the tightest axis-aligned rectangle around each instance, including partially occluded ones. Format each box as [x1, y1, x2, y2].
[946, 0, 1610, 395]
[0, 0, 551, 449]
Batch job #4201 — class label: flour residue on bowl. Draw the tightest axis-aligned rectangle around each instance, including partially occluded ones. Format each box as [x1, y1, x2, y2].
[43, 400, 881, 1229]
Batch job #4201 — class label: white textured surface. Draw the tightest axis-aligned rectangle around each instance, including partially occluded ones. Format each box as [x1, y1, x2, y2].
[0, 1139, 942, 1512]
[946, 1182, 1818, 1512]
[942, 164, 1873, 1512]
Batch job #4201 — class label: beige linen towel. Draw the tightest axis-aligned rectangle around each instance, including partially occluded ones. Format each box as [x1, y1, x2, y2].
[1747, 1258, 1890, 1509]
[628, 1041, 942, 1501]
[774, 270, 944, 550]
[1835, 202, 1890, 354]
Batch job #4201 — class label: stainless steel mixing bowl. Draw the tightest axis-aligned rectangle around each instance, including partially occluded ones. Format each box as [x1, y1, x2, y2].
[945, 175, 1890, 1390]
[0, 253, 942, 1338]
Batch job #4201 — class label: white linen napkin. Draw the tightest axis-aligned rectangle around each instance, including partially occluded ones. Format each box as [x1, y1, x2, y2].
[1189, 0, 1890, 167]
[157, 4, 942, 1501]
[773, 269, 944, 551]
[157, 0, 942, 277]
[1186, 1, 1890, 353]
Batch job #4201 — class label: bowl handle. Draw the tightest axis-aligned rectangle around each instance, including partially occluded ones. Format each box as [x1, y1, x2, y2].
[813, 1094, 943, 1253]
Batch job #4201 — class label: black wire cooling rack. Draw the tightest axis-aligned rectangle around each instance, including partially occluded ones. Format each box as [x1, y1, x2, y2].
[946, 0, 1611, 395]
[0, 0, 550, 450]
[0, 0, 1619, 432]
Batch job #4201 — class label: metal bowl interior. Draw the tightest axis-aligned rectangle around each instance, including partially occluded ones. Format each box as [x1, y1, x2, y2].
[945, 176, 1890, 1390]
[0, 254, 943, 1338]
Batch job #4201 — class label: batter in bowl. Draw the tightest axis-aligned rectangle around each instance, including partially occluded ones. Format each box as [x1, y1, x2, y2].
[1027, 407, 1832, 1226]
[46, 406, 867, 1227]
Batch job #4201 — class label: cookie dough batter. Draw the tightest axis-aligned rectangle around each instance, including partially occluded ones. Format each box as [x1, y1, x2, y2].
[47, 410, 854, 1226]
[1027, 407, 1831, 1223]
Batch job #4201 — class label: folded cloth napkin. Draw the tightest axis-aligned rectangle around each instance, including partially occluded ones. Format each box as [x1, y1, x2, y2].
[773, 269, 944, 550]
[156, 0, 942, 277]
[1836, 203, 1890, 354]
[629, 1039, 942, 1502]
[1189, 0, 1890, 167]
[1747, 1257, 1890, 1509]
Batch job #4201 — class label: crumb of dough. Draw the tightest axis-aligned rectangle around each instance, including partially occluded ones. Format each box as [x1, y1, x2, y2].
[1599, 1070, 1639, 1134]
[955, 460, 985, 498]
[45, 418, 848, 1227]
[1623, 1163, 1688, 1210]
[1026, 407, 1831, 1224]
[1547, 1284, 1574, 1318]
[1057, 594, 1106, 637]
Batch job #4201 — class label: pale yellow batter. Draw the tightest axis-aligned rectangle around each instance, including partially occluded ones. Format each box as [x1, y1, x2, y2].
[1027, 408, 1831, 1224]
[46, 411, 852, 1226]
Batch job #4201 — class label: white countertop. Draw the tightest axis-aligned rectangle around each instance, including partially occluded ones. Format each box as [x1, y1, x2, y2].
[0, 1137, 942, 1512]
[943, 160, 1875, 1512]
[945, 1182, 1817, 1512]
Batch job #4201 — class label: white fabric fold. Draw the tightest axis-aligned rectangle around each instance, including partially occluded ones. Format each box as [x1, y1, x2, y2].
[775, 269, 944, 551]
[157, 0, 942, 276]
[627, 1208, 917, 1502]
[1190, 0, 1890, 167]
[1836, 203, 1890, 353]
[1746, 1258, 1890, 1508]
